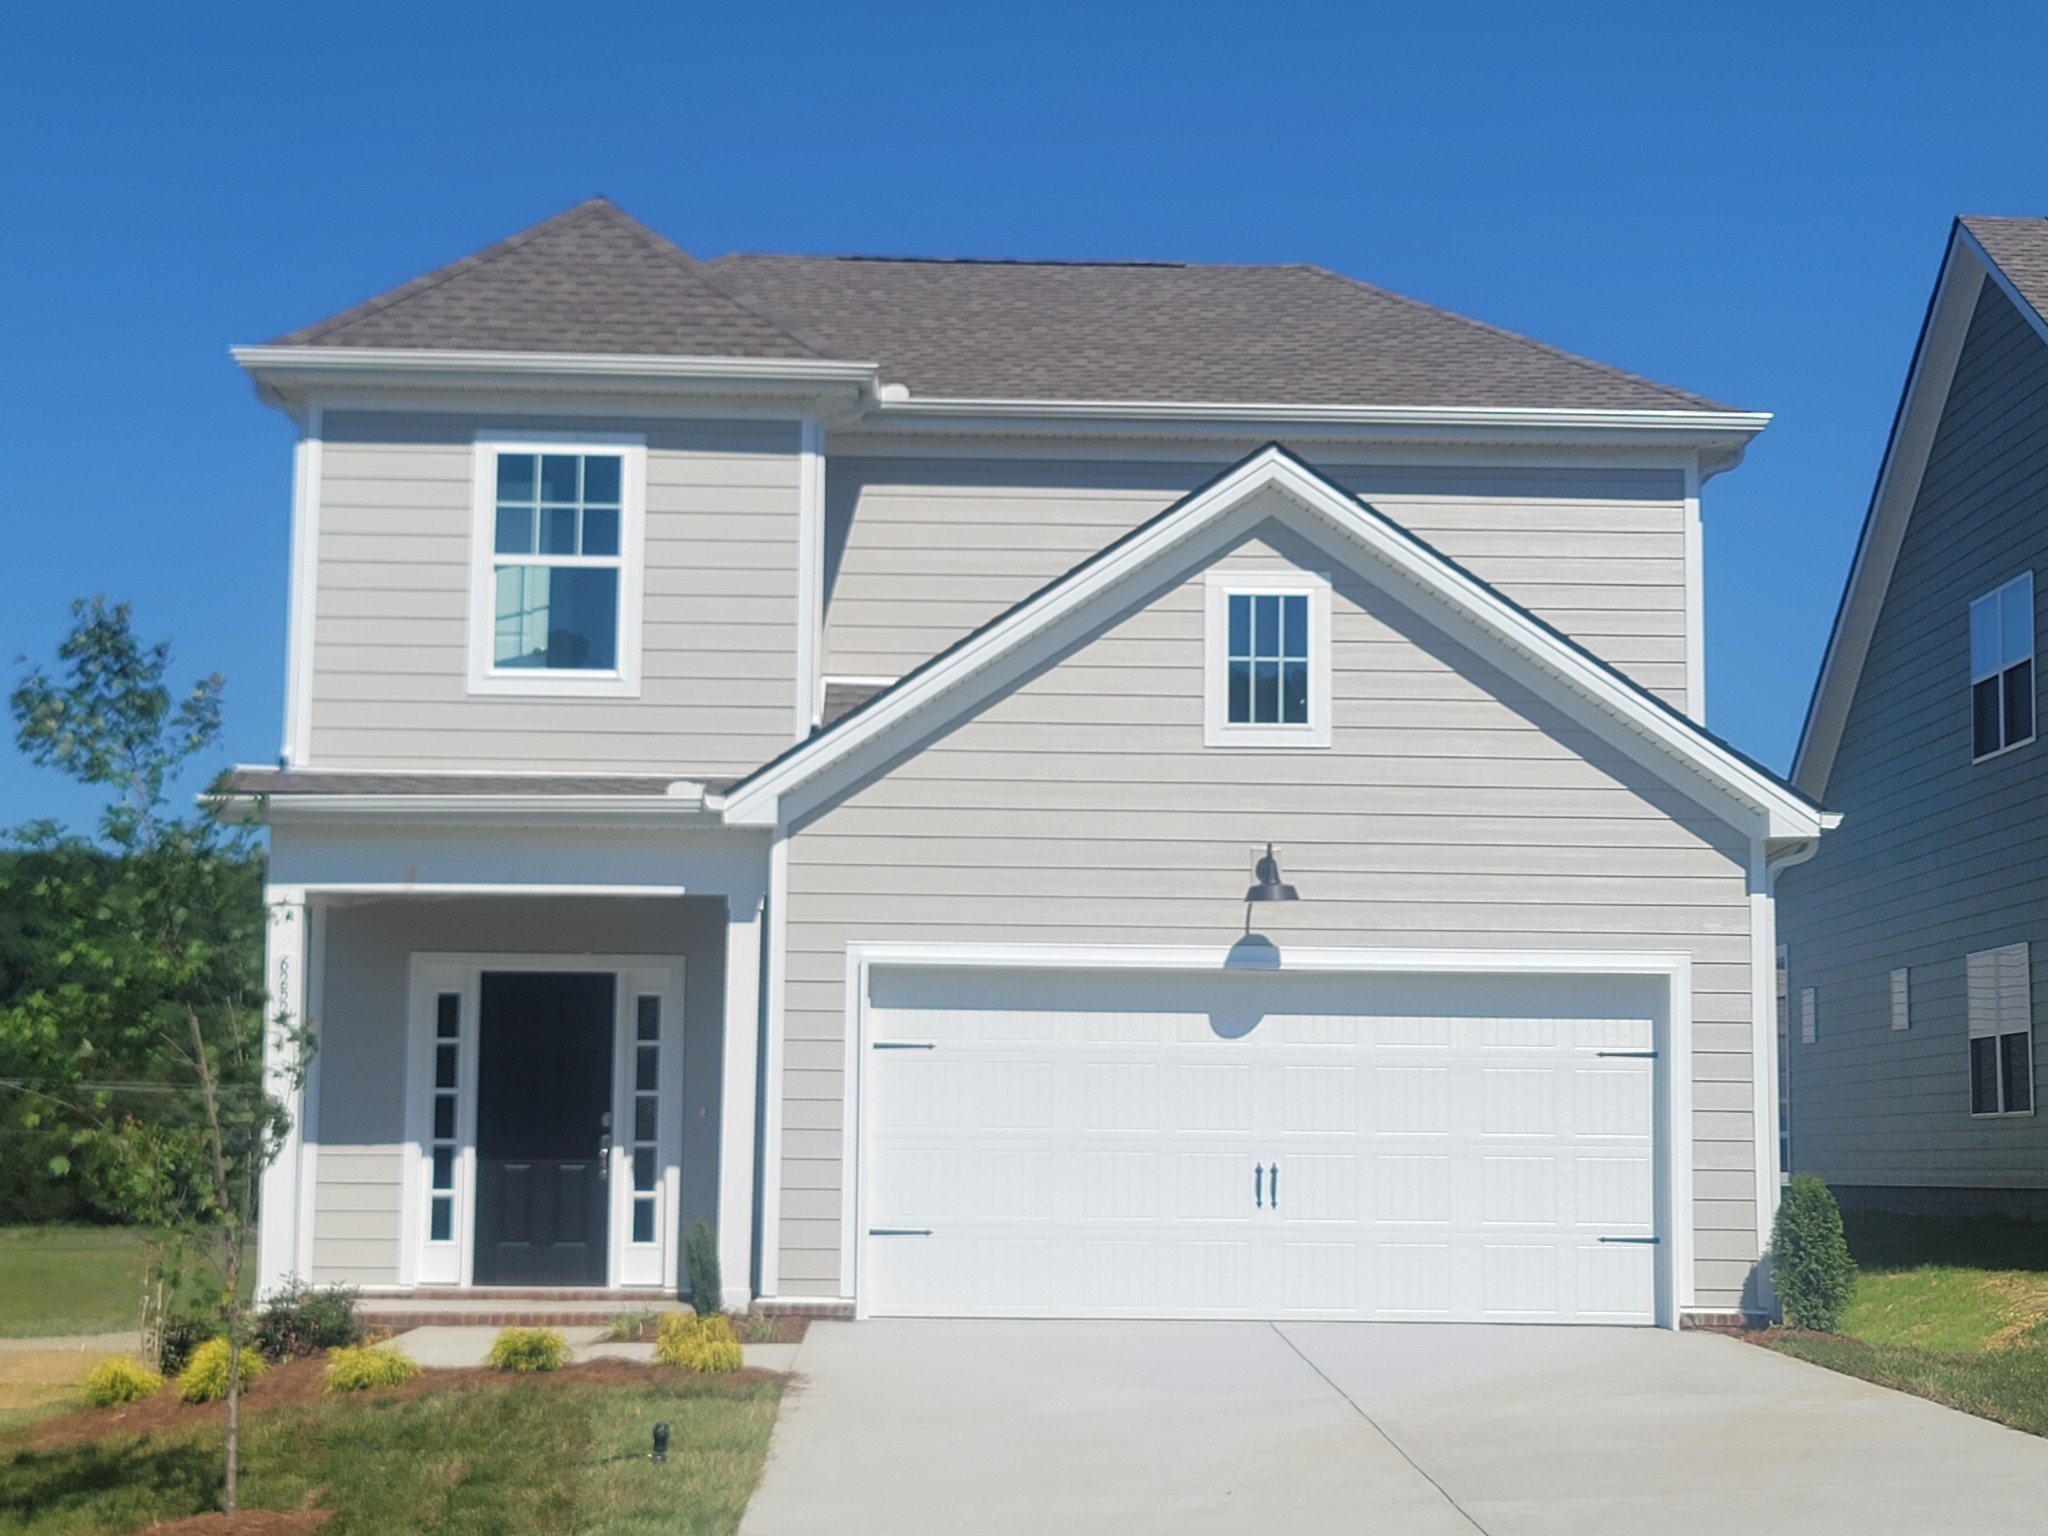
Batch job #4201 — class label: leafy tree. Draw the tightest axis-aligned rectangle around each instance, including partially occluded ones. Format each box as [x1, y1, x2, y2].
[1, 598, 297, 1516]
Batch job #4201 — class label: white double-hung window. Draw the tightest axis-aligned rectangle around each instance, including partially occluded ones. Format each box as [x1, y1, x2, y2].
[1204, 570, 1332, 747]
[1970, 572, 2033, 760]
[468, 433, 646, 696]
[1967, 942, 2034, 1117]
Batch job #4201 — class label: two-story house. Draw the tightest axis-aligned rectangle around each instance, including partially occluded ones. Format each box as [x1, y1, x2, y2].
[1781, 217, 2048, 1219]
[232, 198, 1826, 1327]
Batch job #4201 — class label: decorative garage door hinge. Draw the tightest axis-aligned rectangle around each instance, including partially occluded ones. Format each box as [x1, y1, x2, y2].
[868, 1228, 933, 1237]
[1596, 1236, 1659, 1244]
[873, 1042, 937, 1050]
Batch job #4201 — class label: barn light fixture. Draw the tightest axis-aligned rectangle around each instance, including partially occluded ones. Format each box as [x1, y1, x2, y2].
[1243, 844, 1300, 904]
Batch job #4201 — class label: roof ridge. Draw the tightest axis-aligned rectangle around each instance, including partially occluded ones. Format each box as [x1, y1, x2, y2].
[272, 198, 617, 346]
[1296, 263, 1733, 413]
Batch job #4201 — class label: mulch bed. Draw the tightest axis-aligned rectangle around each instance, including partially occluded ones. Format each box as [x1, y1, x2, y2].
[24, 1356, 787, 1453]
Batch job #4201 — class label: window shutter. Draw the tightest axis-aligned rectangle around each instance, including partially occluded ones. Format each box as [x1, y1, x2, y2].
[1800, 987, 1817, 1045]
[1891, 968, 1911, 1031]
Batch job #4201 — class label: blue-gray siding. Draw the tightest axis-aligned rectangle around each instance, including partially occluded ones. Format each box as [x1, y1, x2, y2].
[1778, 279, 2048, 1189]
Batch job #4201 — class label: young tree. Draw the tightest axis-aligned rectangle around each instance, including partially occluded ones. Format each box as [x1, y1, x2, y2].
[2, 597, 299, 1515]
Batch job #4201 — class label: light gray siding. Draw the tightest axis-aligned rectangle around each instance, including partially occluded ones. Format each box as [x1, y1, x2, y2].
[1778, 280, 2048, 1192]
[308, 896, 727, 1286]
[310, 412, 802, 777]
[822, 453, 1689, 707]
[780, 511, 1757, 1307]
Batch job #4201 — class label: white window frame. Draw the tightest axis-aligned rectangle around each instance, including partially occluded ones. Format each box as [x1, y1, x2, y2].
[1969, 571, 2034, 762]
[1967, 942, 2035, 1118]
[1203, 569, 1333, 749]
[399, 953, 685, 1290]
[467, 430, 647, 698]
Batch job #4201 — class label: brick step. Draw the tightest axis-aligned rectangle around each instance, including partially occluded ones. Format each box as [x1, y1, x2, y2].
[362, 1306, 659, 1329]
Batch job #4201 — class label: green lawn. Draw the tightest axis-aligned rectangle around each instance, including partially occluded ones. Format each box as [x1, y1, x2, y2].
[1765, 1209, 2048, 1434]
[0, 1369, 783, 1535]
[0, 1228, 254, 1339]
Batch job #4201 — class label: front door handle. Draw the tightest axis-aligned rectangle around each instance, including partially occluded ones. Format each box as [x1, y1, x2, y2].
[598, 1135, 612, 1181]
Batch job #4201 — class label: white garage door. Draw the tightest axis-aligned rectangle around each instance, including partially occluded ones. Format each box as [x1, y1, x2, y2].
[862, 966, 1662, 1324]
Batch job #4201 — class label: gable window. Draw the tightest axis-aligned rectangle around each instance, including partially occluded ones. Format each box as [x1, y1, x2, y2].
[1204, 570, 1332, 748]
[468, 433, 645, 696]
[1967, 942, 2034, 1117]
[1970, 572, 2033, 759]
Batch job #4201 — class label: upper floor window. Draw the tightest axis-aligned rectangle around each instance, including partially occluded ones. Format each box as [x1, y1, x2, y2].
[1203, 570, 1331, 748]
[1970, 572, 2033, 760]
[1967, 942, 2034, 1117]
[468, 433, 645, 697]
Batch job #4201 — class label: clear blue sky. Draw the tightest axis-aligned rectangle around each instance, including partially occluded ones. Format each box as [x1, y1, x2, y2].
[5, 1, 2046, 830]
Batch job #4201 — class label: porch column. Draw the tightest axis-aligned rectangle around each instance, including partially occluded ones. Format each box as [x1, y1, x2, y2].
[717, 890, 764, 1309]
[256, 886, 310, 1298]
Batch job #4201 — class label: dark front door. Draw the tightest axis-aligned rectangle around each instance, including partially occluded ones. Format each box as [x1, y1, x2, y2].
[474, 972, 614, 1285]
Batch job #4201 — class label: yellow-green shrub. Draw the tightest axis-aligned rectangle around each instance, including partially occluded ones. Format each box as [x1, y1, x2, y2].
[653, 1310, 743, 1373]
[485, 1327, 571, 1373]
[324, 1342, 423, 1392]
[82, 1355, 164, 1406]
[176, 1337, 268, 1403]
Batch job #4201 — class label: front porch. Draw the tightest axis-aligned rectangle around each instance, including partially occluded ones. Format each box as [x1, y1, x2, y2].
[251, 801, 774, 1314]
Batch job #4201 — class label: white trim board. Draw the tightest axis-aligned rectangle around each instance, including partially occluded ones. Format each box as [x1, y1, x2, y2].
[726, 445, 1827, 842]
[281, 405, 323, 768]
[836, 941, 1697, 1328]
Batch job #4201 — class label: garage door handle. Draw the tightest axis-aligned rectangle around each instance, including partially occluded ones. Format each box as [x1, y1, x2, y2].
[1597, 1236, 1659, 1245]
[1269, 1163, 1279, 1209]
[1254, 1164, 1263, 1208]
[869, 1228, 933, 1237]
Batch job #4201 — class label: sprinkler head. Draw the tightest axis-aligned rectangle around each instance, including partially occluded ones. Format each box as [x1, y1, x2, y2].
[651, 1422, 671, 1463]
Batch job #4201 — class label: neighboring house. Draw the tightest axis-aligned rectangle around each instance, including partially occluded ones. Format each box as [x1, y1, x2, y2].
[1783, 217, 2048, 1220]
[234, 198, 1826, 1328]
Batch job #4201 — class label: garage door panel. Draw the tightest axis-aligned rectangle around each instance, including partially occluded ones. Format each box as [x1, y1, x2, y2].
[865, 970, 1662, 1324]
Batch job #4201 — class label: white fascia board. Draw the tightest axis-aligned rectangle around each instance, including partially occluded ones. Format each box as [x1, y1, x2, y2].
[860, 394, 1769, 454]
[724, 446, 1824, 839]
[1791, 232, 1988, 798]
[232, 345, 880, 406]
[218, 792, 730, 829]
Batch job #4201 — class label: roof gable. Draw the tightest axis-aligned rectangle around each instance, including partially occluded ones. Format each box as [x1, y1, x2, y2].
[273, 198, 823, 358]
[1794, 218, 2048, 797]
[724, 446, 1824, 840]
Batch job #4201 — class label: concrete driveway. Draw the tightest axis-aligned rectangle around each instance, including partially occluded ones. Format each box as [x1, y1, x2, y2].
[740, 1321, 2048, 1535]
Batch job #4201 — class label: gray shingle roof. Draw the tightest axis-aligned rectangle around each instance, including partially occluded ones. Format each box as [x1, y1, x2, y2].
[1962, 216, 2048, 327]
[272, 200, 823, 358]
[271, 197, 1732, 411]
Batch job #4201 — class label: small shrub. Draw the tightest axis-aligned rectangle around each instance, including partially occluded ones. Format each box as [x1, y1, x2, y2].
[157, 1315, 213, 1377]
[685, 1219, 722, 1310]
[256, 1277, 363, 1361]
[486, 1327, 572, 1373]
[736, 1310, 781, 1344]
[82, 1355, 164, 1407]
[596, 1306, 663, 1343]
[176, 1337, 268, 1404]
[324, 1343, 422, 1393]
[1771, 1174, 1857, 1332]
[654, 1310, 743, 1373]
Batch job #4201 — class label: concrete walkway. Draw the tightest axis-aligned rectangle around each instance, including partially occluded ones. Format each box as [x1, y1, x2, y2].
[740, 1321, 2048, 1536]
